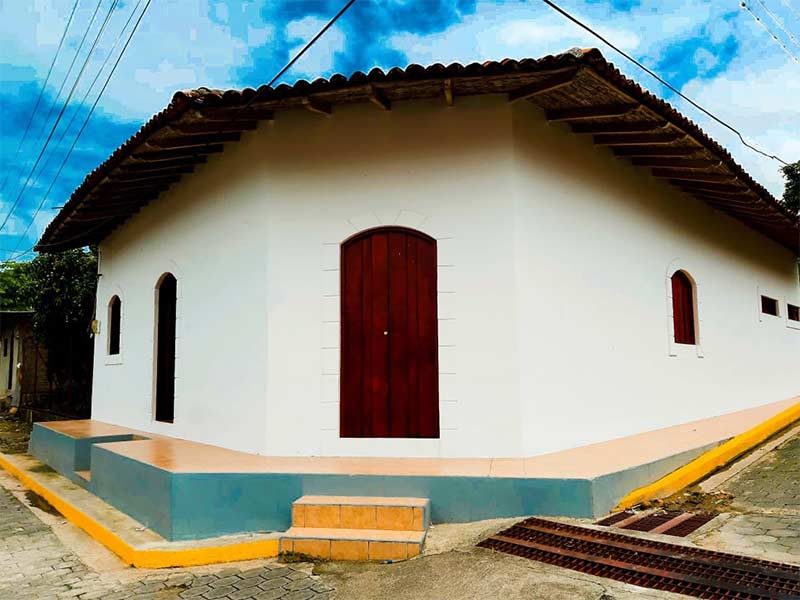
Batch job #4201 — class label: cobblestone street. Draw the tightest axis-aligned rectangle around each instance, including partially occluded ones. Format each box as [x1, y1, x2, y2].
[694, 429, 800, 564]
[0, 485, 334, 600]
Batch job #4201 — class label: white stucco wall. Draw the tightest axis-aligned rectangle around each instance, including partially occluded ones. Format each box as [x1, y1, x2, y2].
[91, 94, 800, 458]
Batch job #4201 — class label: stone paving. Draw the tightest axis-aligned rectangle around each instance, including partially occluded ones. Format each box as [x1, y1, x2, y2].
[693, 431, 800, 564]
[0, 486, 335, 600]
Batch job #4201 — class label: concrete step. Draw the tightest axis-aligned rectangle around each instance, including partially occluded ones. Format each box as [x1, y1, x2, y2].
[292, 495, 429, 531]
[75, 470, 92, 482]
[280, 526, 425, 561]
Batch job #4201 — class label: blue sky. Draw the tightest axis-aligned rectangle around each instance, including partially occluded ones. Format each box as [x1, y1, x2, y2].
[2, 0, 799, 261]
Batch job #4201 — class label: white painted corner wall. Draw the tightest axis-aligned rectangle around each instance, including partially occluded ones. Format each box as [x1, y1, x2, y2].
[91, 94, 800, 459]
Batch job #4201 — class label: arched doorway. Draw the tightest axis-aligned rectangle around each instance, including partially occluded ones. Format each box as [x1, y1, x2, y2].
[154, 273, 177, 423]
[340, 226, 439, 438]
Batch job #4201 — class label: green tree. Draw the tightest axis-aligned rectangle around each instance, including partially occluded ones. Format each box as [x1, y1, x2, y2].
[0, 261, 33, 311]
[19, 249, 98, 400]
[781, 160, 800, 214]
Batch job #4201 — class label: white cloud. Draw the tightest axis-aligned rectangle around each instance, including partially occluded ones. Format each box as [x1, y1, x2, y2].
[135, 60, 198, 93]
[285, 16, 345, 79]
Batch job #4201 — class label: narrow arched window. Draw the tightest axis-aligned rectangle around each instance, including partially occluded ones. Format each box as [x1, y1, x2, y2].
[671, 270, 696, 345]
[154, 273, 177, 423]
[108, 296, 121, 355]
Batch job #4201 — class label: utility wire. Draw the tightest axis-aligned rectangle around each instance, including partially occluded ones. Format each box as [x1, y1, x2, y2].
[0, 0, 81, 196]
[7, 0, 358, 263]
[0, 0, 120, 234]
[539, 0, 790, 165]
[196, 0, 358, 151]
[779, 0, 800, 21]
[25, 0, 106, 188]
[4, 0, 147, 262]
[2, 0, 153, 264]
[741, 2, 800, 64]
[753, 0, 800, 48]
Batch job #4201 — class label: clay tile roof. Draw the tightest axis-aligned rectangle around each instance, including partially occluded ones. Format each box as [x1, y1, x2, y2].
[37, 48, 798, 254]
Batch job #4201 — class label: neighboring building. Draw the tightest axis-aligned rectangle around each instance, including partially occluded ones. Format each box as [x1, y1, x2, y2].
[36, 48, 799, 461]
[0, 311, 51, 413]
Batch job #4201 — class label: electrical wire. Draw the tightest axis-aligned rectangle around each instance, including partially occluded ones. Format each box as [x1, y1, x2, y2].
[2, 0, 148, 263]
[195, 0, 358, 152]
[741, 1, 800, 64]
[2, 0, 153, 265]
[779, 0, 800, 21]
[0, 0, 81, 196]
[0, 0, 121, 234]
[753, 0, 800, 48]
[539, 0, 790, 165]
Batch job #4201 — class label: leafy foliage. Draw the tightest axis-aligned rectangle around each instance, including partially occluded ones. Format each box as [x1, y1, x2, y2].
[781, 161, 800, 215]
[0, 261, 33, 311]
[11, 250, 98, 393]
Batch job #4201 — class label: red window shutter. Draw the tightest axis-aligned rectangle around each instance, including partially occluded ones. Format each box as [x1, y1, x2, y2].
[671, 271, 696, 345]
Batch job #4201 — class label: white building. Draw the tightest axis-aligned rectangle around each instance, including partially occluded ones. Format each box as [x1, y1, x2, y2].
[39, 49, 800, 461]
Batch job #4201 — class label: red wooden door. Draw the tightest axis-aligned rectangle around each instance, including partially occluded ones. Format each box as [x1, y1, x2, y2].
[340, 227, 439, 438]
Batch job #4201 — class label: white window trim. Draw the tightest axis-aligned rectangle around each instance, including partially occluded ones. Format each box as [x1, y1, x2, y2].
[756, 285, 782, 323]
[665, 259, 703, 358]
[785, 298, 800, 330]
[105, 293, 124, 365]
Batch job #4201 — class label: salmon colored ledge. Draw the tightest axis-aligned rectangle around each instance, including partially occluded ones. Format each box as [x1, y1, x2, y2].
[615, 400, 800, 510]
[0, 454, 278, 568]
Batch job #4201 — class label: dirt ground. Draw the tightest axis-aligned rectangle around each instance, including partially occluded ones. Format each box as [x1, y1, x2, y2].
[0, 415, 31, 454]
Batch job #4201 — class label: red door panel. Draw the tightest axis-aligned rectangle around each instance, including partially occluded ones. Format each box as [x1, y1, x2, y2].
[341, 227, 439, 438]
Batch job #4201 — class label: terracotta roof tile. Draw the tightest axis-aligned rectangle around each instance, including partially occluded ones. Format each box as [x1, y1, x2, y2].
[37, 48, 798, 253]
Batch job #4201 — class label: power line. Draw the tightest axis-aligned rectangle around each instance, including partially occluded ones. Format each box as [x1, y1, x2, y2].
[4, 0, 148, 261]
[196, 0, 358, 154]
[0, 0, 121, 234]
[779, 0, 800, 21]
[753, 0, 800, 48]
[741, 2, 800, 64]
[0, 0, 81, 196]
[2, 0, 153, 264]
[539, 0, 790, 166]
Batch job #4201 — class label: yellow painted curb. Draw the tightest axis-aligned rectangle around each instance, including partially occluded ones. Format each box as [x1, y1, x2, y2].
[0, 454, 278, 568]
[615, 400, 800, 511]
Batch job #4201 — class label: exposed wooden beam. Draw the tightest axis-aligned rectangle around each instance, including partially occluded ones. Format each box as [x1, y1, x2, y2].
[630, 157, 719, 169]
[68, 213, 132, 223]
[570, 121, 667, 134]
[595, 132, 685, 146]
[651, 169, 736, 183]
[546, 103, 638, 122]
[366, 85, 390, 110]
[101, 174, 181, 188]
[443, 79, 454, 107]
[131, 145, 224, 161]
[508, 70, 577, 103]
[121, 156, 207, 171]
[679, 189, 757, 203]
[150, 132, 240, 149]
[668, 180, 747, 194]
[302, 97, 331, 115]
[699, 200, 780, 222]
[109, 166, 194, 182]
[612, 146, 700, 157]
[199, 106, 275, 121]
[97, 180, 175, 195]
[170, 121, 258, 134]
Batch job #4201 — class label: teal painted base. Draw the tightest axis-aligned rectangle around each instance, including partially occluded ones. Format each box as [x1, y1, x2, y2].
[28, 423, 722, 541]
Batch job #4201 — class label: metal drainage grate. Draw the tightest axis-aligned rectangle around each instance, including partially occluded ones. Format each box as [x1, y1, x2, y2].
[597, 510, 717, 537]
[595, 510, 635, 526]
[479, 517, 800, 600]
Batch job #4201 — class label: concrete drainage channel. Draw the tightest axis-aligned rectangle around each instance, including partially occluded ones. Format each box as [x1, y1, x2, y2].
[478, 517, 800, 600]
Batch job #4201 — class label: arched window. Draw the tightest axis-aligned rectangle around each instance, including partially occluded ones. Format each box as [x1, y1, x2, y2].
[671, 270, 696, 345]
[154, 273, 177, 423]
[108, 296, 121, 356]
